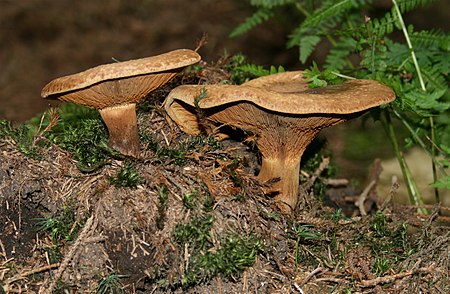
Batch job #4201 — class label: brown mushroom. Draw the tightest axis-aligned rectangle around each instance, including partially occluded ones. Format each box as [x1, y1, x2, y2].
[41, 49, 201, 157]
[164, 71, 395, 213]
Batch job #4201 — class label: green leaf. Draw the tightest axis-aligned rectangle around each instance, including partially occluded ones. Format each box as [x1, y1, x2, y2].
[433, 177, 450, 189]
[229, 9, 273, 37]
[298, 35, 321, 63]
[250, 0, 295, 8]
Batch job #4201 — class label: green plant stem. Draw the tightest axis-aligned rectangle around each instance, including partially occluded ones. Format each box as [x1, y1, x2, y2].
[392, 109, 447, 177]
[382, 110, 427, 214]
[391, 0, 440, 205]
[294, 3, 309, 17]
[391, 0, 425, 91]
[429, 117, 440, 204]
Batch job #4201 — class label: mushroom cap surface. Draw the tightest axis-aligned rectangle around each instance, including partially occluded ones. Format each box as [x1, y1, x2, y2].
[41, 49, 201, 109]
[167, 71, 395, 115]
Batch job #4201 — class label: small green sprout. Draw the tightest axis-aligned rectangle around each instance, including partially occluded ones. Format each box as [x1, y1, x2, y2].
[372, 257, 391, 276]
[182, 190, 198, 210]
[96, 273, 129, 294]
[156, 185, 169, 230]
[288, 223, 322, 270]
[303, 62, 344, 88]
[34, 206, 78, 244]
[371, 211, 389, 237]
[110, 164, 140, 188]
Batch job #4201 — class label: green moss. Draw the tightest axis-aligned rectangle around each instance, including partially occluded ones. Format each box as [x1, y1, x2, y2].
[182, 190, 199, 210]
[0, 119, 42, 158]
[140, 132, 221, 166]
[34, 205, 79, 244]
[173, 214, 215, 251]
[34, 205, 81, 263]
[156, 185, 169, 230]
[173, 212, 262, 288]
[183, 234, 262, 286]
[110, 164, 140, 188]
[96, 273, 128, 294]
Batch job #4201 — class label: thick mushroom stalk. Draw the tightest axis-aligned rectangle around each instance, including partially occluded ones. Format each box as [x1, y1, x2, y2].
[206, 102, 348, 213]
[99, 104, 139, 157]
[164, 71, 395, 213]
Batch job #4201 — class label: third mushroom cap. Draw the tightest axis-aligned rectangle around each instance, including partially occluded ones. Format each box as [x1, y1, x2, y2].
[164, 71, 395, 213]
[41, 49, 201, 157]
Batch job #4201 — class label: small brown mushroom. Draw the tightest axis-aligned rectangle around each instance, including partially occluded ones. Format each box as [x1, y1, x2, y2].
[41, 49, 201, 157]
[164, 71, 395, 213]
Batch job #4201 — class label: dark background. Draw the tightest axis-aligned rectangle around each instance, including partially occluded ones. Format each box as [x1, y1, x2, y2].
[0, 0, 448, 122]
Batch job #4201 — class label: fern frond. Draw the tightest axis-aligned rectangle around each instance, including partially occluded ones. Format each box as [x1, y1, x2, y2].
[403, 88, 449, 116]
[325, 36, 357, 70]
[299, 35, 322, 64]
[397, 0, 432, 13]
[250, 0, 295, 8]
[229, 9, 273, 38]
[301, 0, 365, 30]
[366, 10, 400, 37]
[236, 64, 285, 77]
[410, 29, 450, 51]
[420, 66, 449, 92]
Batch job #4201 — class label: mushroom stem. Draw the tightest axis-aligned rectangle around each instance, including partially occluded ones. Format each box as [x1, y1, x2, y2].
[255, 116, 343, 214]
[258, 156, 303, 213]
[99, 103, 139, 157]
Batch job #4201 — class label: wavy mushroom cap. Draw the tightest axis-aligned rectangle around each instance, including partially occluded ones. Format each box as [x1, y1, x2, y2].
[167, 72, 395, 115]
[41, 49, 201, 109]
[165, 71, 395, 136]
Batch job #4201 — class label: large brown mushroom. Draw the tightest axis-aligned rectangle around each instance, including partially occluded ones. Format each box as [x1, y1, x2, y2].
[41, 49, 201, 157]
[164, 71, 395, 213]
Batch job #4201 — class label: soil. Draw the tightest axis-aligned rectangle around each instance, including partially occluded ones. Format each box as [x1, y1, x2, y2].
[1, 1, 449, 293]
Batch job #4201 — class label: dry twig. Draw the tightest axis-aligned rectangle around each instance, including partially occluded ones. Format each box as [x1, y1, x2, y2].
[4, 263, 60, 285]
[360, 263, 436, 287]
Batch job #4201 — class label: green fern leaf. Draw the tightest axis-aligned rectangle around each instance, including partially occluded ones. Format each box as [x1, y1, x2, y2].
[410, 29, 450, 51]
[250, 0, 295, 8]
[397, 0, 432, 13]
[229, 9, 273, 37]
[367, 11, 399, 37]
[433, 176, 450, 189]
[301, 0, 356, 29]
[298, 35, 321, 63]
[325, 36, 357, 70]
[421, 66, 449, 92]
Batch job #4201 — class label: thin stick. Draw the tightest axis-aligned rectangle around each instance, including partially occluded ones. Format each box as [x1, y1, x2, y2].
[299, 266, 323, 286]
[305, 157, 330, 190]
[360, 264, 435, 287]
[5, 263, 60, 284]
[355, 180, 376, 216]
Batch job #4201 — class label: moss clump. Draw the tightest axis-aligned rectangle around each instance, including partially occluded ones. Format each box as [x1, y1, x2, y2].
[34, 205, 81, 263]
[181, 234, 262, 286]
[110, 163, 140, 188]
[173, 213, 262, 288]
[140, 133, 221, 166]
[44, 104, 118, 172]
[0, 119, 42, 158]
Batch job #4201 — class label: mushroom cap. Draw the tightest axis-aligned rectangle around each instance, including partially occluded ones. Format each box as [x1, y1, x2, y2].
[41, 49, 201, 109]
[167, 71, 395, 115]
